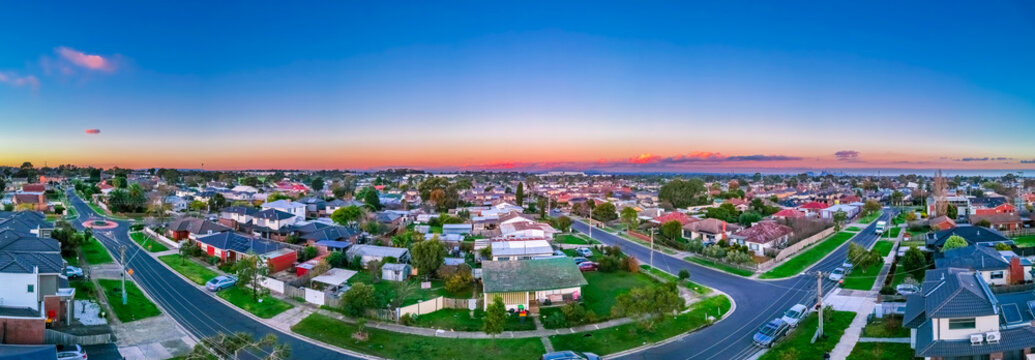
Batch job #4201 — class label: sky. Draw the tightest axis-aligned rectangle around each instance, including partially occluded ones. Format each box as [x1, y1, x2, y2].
[1, 1, 1034, 173]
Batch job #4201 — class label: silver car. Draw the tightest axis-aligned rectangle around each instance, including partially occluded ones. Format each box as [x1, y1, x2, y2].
[205, 275, 238, 292]
[828, 268, 845, 282]
[781, 304, 808, 328]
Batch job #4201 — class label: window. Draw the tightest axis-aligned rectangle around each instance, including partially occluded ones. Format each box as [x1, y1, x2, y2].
[27, 284, 34, 293]
[948, 318, 976, 330]
[991, 271, 1005, 280]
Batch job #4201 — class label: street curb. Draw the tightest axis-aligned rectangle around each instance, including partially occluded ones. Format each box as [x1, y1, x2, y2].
[602, 289, 736, 360]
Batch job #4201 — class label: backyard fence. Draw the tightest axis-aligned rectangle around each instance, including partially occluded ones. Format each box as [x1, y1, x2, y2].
[43, 329, 113, 346]
[143, 227, 179, 249]
[396, 296, 444, 318]
[259, 276, 285, 294]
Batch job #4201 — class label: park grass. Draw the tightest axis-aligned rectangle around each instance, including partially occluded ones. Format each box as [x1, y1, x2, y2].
[82, 238, 114, 265]
[292, 313, 546, 360]
[759, 232, 855, 279]
[861, 316, 910, 338]
[873, 241, 894, 257]
[759, 310, 855, 360]
[129, 232, 169, 252]
[549, 295, 730, 355]
[1013, 235, 1035, 247]
[158, 254, 219, 285]
[845, 226, 862, 232]
[556, 233, 599, 245]
[97, 279, 161, 322]
[847, 342, 919, 360]
[216, 286, 293, 319]
[581, 271, 657, 319]
[411, 308, 536, 332]
[859, 211, 883, 224]
[685, 256, 755, 277]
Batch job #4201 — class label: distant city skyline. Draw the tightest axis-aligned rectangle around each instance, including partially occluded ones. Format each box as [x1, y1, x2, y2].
[2, 1, 1034, 171]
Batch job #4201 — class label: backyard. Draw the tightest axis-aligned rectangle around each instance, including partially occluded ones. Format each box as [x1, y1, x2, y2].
[760, 232, 855, 279]
[685, 256, 754, 277]
[1013, 235, 1035, 247]
[347, 271, 474, 307]
[158, 254, 220, 285]
[759, 310, 855, 360]
[216, 285, 294, 319]
[70, 279, 98, 301]
[130, 232, 169, 252]
[292, 313, 546, 360]
[580, 271, 657, 318]
[861, 316, 910, 338]
[97, 279, 162, 322]
[82, 237, 114, 265]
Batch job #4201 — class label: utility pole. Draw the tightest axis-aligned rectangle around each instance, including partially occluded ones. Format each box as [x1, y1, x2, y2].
[120, 245, 128, 305]
[816, 271, 824, 338]
[649, 228, 656, 269]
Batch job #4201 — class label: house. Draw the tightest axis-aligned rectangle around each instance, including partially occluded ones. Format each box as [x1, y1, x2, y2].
[651, 212, 695, 226]
[935, 245, 1032, 285]
[292, 222, 361, 244]
[976, 203, 1018, 216]
[498, 211, 534, 226]
[12, 191, 47, 212]
[314, 240, 351, 253]
[904, 267, 1035, 359]
[251, 208, 298, 232]
[297, 197, 326, 217]
[481, 257, 587, 311]
[926, 225, 1011, 250]
[0, 211, 54, 238]
[0, 232, 75, 344]
[929, 215, 957, 231]
[820, 204, 860, 220]
[163, 195, 188, 212]
[381, 263, 411, 282]
[970, 213, 1024, 231]
[166, 217, 230, 241]
[499, 222, 558, 240]
[345, 245, 410, 266]
[478, 202, 524, 217]
[218, 206, 259, 229]
[730, 221, 794, 256]
[771, 208, 805, 219]
[442, 223, 474, 236]
[926, 195, 972, 218]
[682, 218, 740, 243]
[192, 232, 297, 273]
[325, 199, 364, 215]
[489, 239, 555, 261]
[260, 199, 306, 222]
[798, 201, 829, 215]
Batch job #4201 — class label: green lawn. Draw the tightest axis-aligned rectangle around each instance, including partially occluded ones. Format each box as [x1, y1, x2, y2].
[640, 265, 712, 295]
[907, 226, 930, 237]
[873, 241, 894, 257]
[759, 310, 855, 360]
[859, 211, 883, 224]
[86, 202, 108, 216]
[158, 254, 219, 285]
[581, 271, 657, 318]
[685, 256, 755, 277]
[842, 260, 884, 290]
[216, 286, 293, 319]
[97, 279, 161, 322]
[70, 279, 98, 301]
[82, 238, 114, 265]
[892, 213, 906, 225]
[411, 308, 536, 332]
[760, 232, 855, 279]
[619, 233, 678, 255]
[129, 232, 169, 252]
[847, 342, 919, 360]
[348, 271, 472, 306]
[556, 234, 598, 245]
[845, 226, 861, 232]
[292, 313, 546, 360]
[549, 295, 731, 355]
[861, 316, 910, 338]
[1013, 235, 1035, 247]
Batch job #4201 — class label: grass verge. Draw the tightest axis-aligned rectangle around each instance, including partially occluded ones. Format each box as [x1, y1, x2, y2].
[859, 211, 883, 224]
[97, 279, 161, 322]
[685, 256, 754, 277]
[158, 254, 219, 285]
[759, 232, 854, 279]
[216, 286, 293, 319]
[847, 342, 919, 360]
[759, 310, 855, 360]
[82, 238, 114, 265]
[130, 232, 169, 252]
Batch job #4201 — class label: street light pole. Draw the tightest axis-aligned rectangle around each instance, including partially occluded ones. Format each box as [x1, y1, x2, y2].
[650, 228, 656, 269]
[119, 244, 128, 305]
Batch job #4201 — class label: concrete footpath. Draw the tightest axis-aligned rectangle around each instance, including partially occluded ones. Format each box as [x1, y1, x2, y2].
[825, 289, 877, 360]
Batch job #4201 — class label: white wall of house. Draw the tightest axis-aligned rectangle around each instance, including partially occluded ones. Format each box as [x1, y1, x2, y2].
[0, 271, 40, 310]
[933, 315, 998, 340]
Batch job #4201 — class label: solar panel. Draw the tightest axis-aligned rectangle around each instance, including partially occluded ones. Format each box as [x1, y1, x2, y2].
[1002, 303, 1023, 324]
[1026, 301, 1035, 319]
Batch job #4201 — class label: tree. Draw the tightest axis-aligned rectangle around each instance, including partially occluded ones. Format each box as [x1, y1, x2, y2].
[311, 177, 324, 192]
[863, 200, 881, 215]
[208, 193, 227, 212]
[738, 211, 762, 226]
[678, 269, 690, 281]
[189, 200, 208, 212]
[361, 187, 382, 210]
[891, 190, 904, 206]
[555, 216, 573, 232]
[611, 282, 684, 330]
[178, 242, 198, 264]
[947, 203, 958, 220]
[188, 332, 290, 360]
[592, 202, 618, 222]
[905, 212, 918, 222]
[326, 251, 346, 268]
[658, 178, 707, 209]
[833, 210, 847, 231]
[410, 239, 446, 278]
[848, 243, 881, 269]
[515, 182, 524, 207]
[660, 220, 682, 241]
[233, 255, 267, 301]
[331, 205, 365, 227]
[620, 207, 639, 230]
[704, 203, 740, 223]
[342, 283, 377, 316]
[483, 296, 506, 348]
[267, 192, 293, 202]
[444, 265, 474, 294]
[942, 235, 969, 252]
[902, 245, 928, 282]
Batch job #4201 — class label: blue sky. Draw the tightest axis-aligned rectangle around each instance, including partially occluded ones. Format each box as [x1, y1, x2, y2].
[1, 1, 1033, 170]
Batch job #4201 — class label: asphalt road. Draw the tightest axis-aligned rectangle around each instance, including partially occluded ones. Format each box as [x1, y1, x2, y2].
[66, 189, 363, 360]
[572, 210, 893, 360]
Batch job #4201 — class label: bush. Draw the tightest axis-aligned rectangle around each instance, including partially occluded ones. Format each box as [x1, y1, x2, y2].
[208, 256, 220, 265]
[399, 313, 415, 326]
[598, 255, 622, 272]
[623, 256, 640, 273]
[542, 310, 567, 328]
[678, 269, 690, 280]
[130, 224, 145, 231]
[560, 303, 597, 326]
[444, 265, 474, 294]
[880, 285, 896, 295]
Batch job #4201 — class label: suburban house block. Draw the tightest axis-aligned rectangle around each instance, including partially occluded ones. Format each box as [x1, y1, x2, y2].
[481, 257, 587, 311]
[260, 199, 306, 222]
[166, 217, 230, 241]
[499, 222, 558, 240]
[970, 213, 1024, 231]
[682, 218, 740, 243]
[0, 231, 75, 344]
[489, 239, 554, 261]
[935, 246, 1032, 286]
[730, 221, 794, 256]
[218, 206, 259, 229]
[345, 245, 410, 266]
[929, 215, 958, 231]
[192, 232, 297, 273]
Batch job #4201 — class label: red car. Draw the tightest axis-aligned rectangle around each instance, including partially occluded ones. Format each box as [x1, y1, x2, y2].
[578, 261, 599, 272]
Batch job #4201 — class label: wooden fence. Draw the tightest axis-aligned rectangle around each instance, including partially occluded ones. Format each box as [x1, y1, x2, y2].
[44, 329, 113, 346]
[756, 227, 837, 272]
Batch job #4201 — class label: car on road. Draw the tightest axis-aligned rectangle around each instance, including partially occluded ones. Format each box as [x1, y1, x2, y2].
[205, 275, 238, 292]
[64, 265, 84, 279]
[828, 267, 845, 282]
[753, 318, 790, 348]
[56, 344, 87, 360]
[781, 304, 808, 328]
[578, 261, 599, 272]
[572, 257, 588, 264]
[542, 350, 600, 360]
[575, 247, 593, 257]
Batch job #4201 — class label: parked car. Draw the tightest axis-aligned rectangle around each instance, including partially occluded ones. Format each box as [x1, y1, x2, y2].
[578, 261, 599, 272]
[56, 344, 87, 360]
[333, 284, 351, 297]
[572, 257, 588, 264]
[205, 275, 238, 292]
[828, 267, 845, 282]
[64, 266, 84, 279]
[841, 262, 854, 274]
[542, 350, 600, 360]
[576, 247, 593, 257]
[753, 318, 790, 348]
[781, 304, 808, 328]
[896, 283, 920, 296]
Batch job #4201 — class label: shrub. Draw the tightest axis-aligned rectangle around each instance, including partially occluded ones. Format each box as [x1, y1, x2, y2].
[208, 256, 220, 265]
[130, 224, 145, 231]
[399, 313, 415, 325]
[623, 256, 640, 273]
[560, 303, 597, 326]
[444, 265, 474, 294]
[598, 255, 622, 272]
[880, 285, 896, 295]
[542, 310, 567, 328]
[678, 269, 690, 280]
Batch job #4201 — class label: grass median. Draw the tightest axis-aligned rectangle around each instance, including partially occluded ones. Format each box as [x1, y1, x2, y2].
[98, 279, 161, 322]
[292, 313, 546, 360]
[685, 256, 754, 277]
[158, 254, 219, 285]
[217, 286, 293, 319]
[130, 232, 169, 252]
[759, 232, 854, 279]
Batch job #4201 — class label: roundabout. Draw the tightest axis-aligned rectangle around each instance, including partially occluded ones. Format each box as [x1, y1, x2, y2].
[82, 218, 119, 230]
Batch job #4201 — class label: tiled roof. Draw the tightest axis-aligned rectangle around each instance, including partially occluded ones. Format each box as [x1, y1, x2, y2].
[926, 225, 1009, 248]
[168, 217, 230, 235]
[254, 208, 295, 220]
[482, 257, 587, 293]
[0, 231, 63, 274]
[935, 246, 1009, 271]
[195, 232, 283, 255]
[732, 221, 793, 244]
[919, 268, 997, 318]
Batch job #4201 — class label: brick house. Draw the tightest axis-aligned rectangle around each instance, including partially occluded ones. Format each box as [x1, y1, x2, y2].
[0, 231, 75, 344]
[192, 232, 297, 273]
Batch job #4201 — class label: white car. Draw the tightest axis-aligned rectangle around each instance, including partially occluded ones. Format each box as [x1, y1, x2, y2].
[828, 268, 845, 282]
[576, 247, 593, 257]
[781, 304, 808, 328]
[56, 344, 87, 360]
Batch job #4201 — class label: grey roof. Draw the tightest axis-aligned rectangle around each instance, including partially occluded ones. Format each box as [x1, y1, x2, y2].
[346, 244, 408, 259]
[195, 232, 284, 255]
[167, 217, 230, 235]
[927, 225, 1010, 248]
[314, 240, 351, 249]
[300, 226, 359, 242]
[920, 268, 997, 319]
[935, 245, 1010, 271]
[326, 199, 348, 207]
[914, 320, 1035, 358]
[0, 230, 63, 274]
[221, 206, 258, 216]
[374, 212, 403, 223]
[254, 208, 295, 220]
[482, 257, 588, 293]
[903, 294, 926, 328]
[0, 211, 52, 235]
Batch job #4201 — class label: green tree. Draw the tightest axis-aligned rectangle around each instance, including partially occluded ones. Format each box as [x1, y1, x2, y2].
[361, 187, 382, 210]
[311, 177, 324, 192]
[555, 216, 573, 232]
[678, 269, 690, 280]
[267, 192, 293, 202]
[410, 239, 446, 279]
[189, 332, 290, 360]
[891, 190, 904, 206]
[620, 207, 639, 230]
[591, 202, 618, 222]
[331, 205, 364, 227]
[902, 245, 928, 282]
[863, 200, 882, 215]
[833, 210, 847, 231]
[738, 211, 762, 226]
[208, 193, 227, 212]
[946, 203, 958, 219]
[611, 282, 684, 330]
[326, 251, 346, 268]
[660, 220, 682, 241]
[658, 178, 707, 209]
[342, 283, 377, 316]
[942, 235, 969, 252]
[233, 255, 268, 301]
[483, 296, 506, 348]
[515, 182, 524, 207]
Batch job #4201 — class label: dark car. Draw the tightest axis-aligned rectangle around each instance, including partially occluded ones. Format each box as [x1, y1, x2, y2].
[542, 350, 600, 360]
[578, 261, 599, 272]
[753, 318, 790, 348]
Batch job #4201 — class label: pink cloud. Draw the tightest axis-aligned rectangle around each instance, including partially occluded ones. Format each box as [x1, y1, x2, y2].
[0, 72, 39, 90]
[85, 129, 101, 134]
[55, 47, 114, 71]
[629, 153, 661, 164]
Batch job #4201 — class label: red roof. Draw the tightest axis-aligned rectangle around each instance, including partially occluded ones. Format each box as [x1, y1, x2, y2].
[21, 184, 45, 192]
[734, 222, 794, 244]
[654, 212, 695, 226]
[799, 202, 828, 210]
[772, 209, 805, 218]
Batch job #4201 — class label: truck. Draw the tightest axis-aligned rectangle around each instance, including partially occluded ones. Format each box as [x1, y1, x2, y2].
[875, 221, 887, 235]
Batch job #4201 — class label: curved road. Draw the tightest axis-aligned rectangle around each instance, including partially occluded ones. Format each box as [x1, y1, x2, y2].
[66, 189, 365, 360]
[572, 210, 893, 360]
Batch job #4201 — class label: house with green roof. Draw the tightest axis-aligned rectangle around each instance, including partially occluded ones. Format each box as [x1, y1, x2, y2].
[481, 257, 587, 311]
